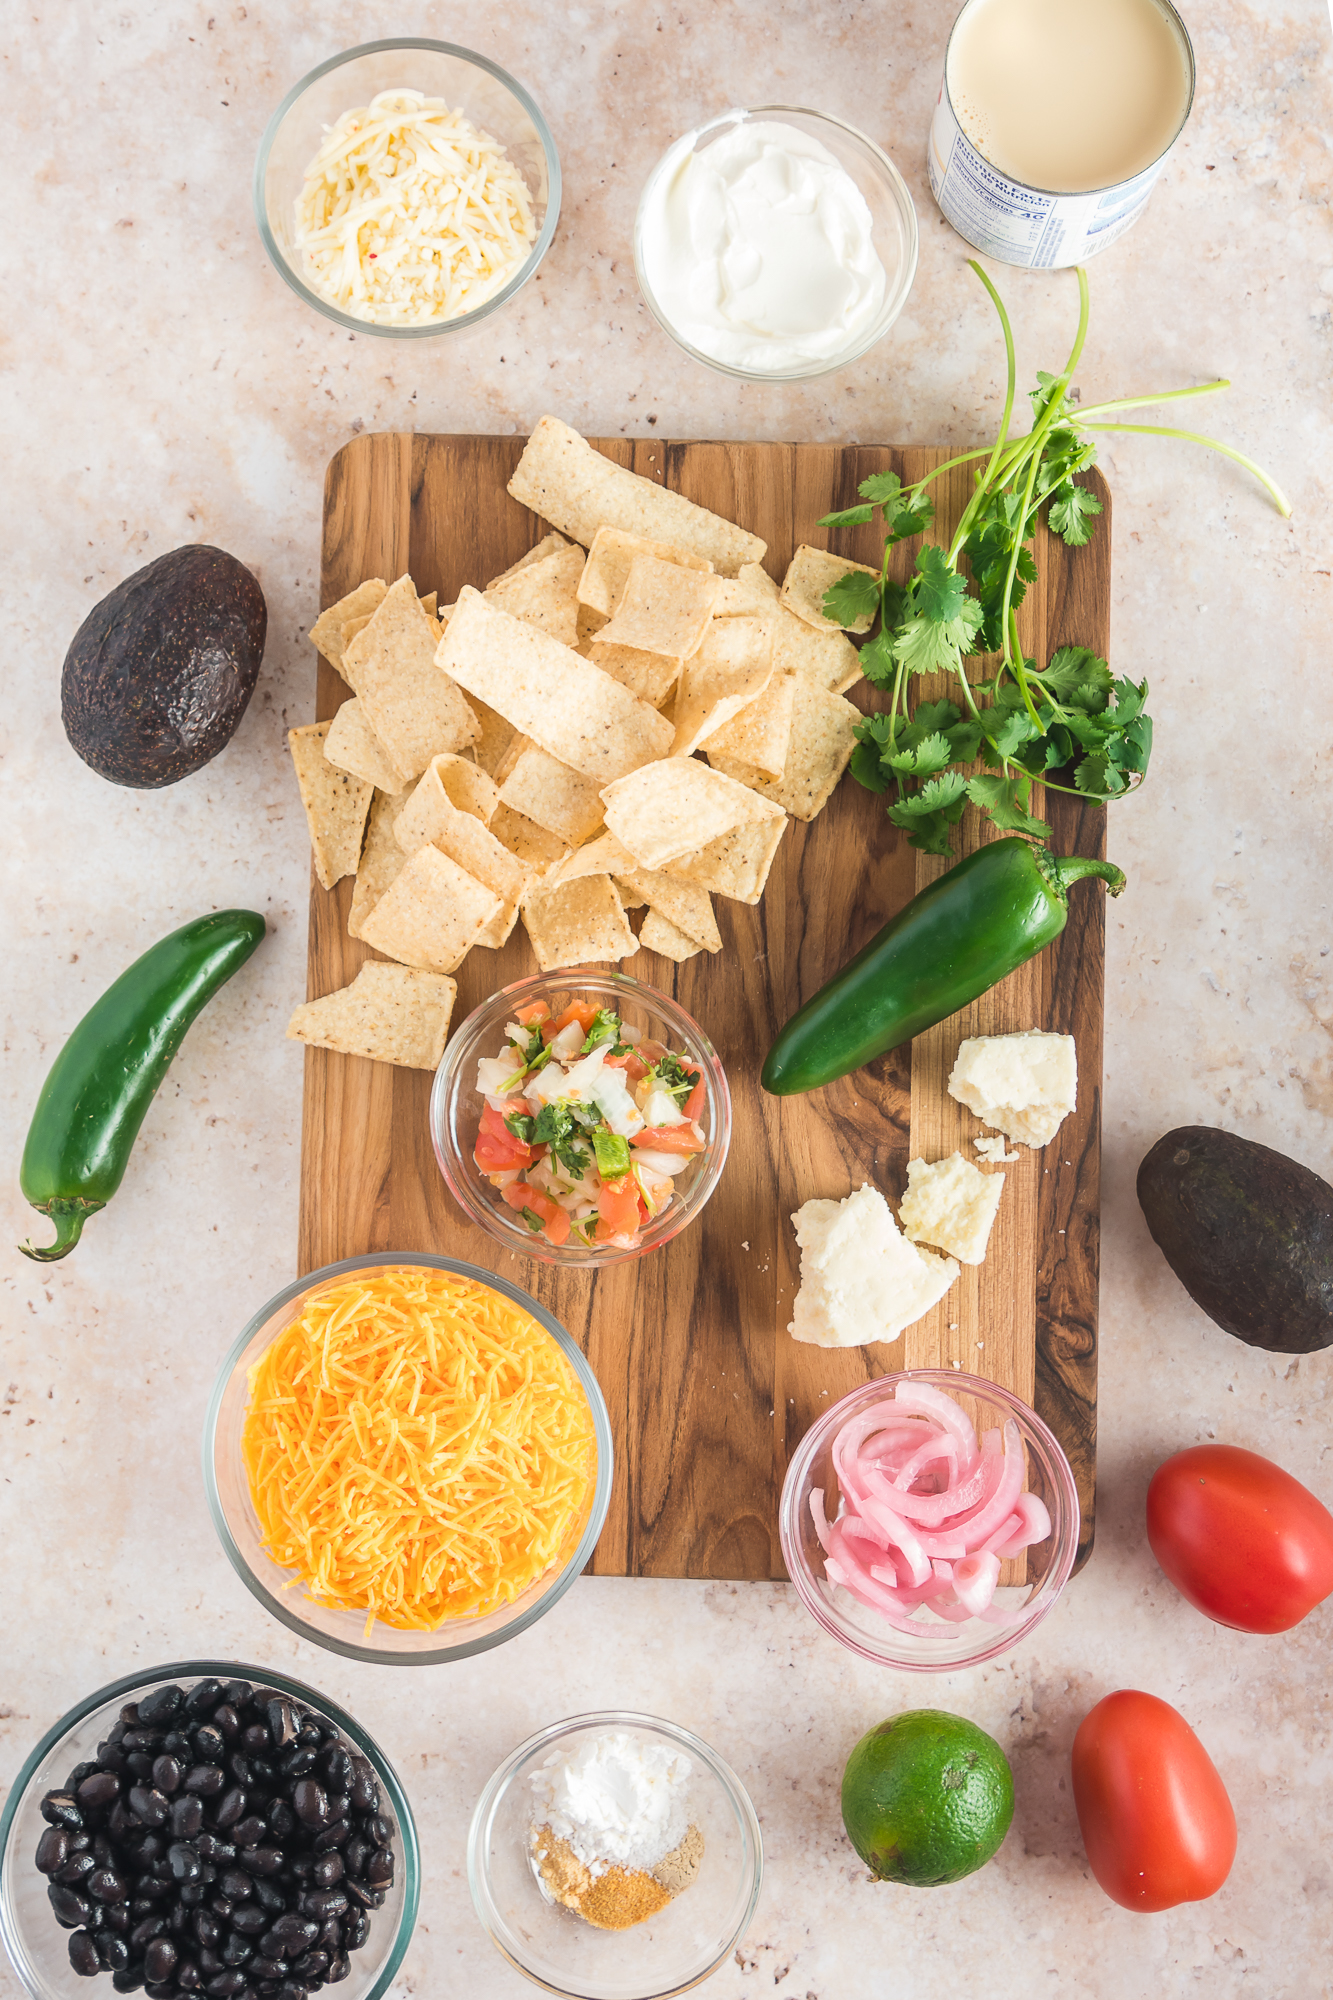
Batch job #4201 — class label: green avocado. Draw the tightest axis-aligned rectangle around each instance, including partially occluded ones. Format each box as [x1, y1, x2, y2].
[1137, 1125, 1333, 1353]
[61, 545, 266, 788]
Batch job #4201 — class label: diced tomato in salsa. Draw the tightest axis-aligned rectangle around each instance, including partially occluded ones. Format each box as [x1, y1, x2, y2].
[683, 1075, 706, 1122]
[631, 1124, 706, 1156]
[500, 1181, 570, 1245]
[595, 1175, 641, 1241]
[516, 1001, 550, 1026]
[474, 1100, 533, 1173]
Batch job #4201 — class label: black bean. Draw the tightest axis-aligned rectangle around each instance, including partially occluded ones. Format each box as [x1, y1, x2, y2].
[123, 1731, 164, 1754]
[252, 1880, 287, 1915]
[48, 1884, 91, 1928]
[162, 1729, 193, 1756]
[213, 1706, 242, 1744]
[220, 1682, 253, 1710]
[152, 1756, 183, 1796]
[222, 1935, 254, 1967]
[342, 1838, 367, 1882]
[69, 1831, 93, 1853]
[145, 1937, 179, 1983]
[246, 1847, 285, 1877]
[197, 1835, 237, 1864]
[267, 1800, 297, 1840]
[129, 1787, 170, 1828]
[98, 1746, 129, 1773]
[291, 1783, 326, 1829]
[194, 1728, 226, 1765]
[69, 1930, 101, 1976]
[186, 1681, 224, 1718]
[177, 1961, 203, 1990]
[111, 1971, 144, 1994]
[227, 1754, 252, 1790]
[276, 1749, 316, 1784]
[233, 1816, 268, 1849]
[172, 1794, 206, 1840]
[310, 1822, 349, 1855]
[205, 1973, 248, 1997]
[194, 1910, 222, 1949]
[78, 1771, 122, 1811]
[274, 1984, 309, 2000]
[231, 1906, 268, 1938]
[249, 1960, 284, 1985]
[340, 1911, 367, 1953]
[319, 1747, 354, 1795]
[310, 1856, 343, 1890]
[239, 1725, 268, 1758]
[92, 1835, 115, 1866]
[108, 1804, 135, 1842]
[264, 1701, 297, 1750]
[361, 1814, 393, 1847]
[346, 1762, 378, 1815]
[296, 1724, 322, 1751]
[215, 1788, 247, 1830]
[291, 1953, 329, 1982]
[88, 1868, 128, 1903]
[198, 1949, 224, 1977]
[212, 1896, 234, 1920]
[145, 1983, 177, 2000]
[364, 1848, 393, 1888]
[325, 1955, 349, 1985]
[169, 1842, 203, 1884]
[125, 1754, 155, 1782]
[271, 1915, 319, 1953]
[103, 1935, 131, 1971]
[42, 1790, 85, 1830]
[289, 1858, 313, 1883]
[299, 1891, 347, 1922]
[130, 1916, 167, 1947]
[36, 1824, 70, 1874]
[343, 1881, 383, 1911]
[186, 1765, 226, 1798]
[170, 1902, 192, 1934]
[248, 1758, 278, 1789]
[135, 1878, 173, 1902]
[218, 1868, 251, 1901]
[179, 1885, 206, 1908]
[139, 1686, 186, 1728]
[68, 1761, 98, 1791]
[314, 1920, 341, 1956]
[58, 1852, 98, 1885]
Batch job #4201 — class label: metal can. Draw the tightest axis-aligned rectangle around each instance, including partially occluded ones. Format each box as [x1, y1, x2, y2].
[927, 0, 1196, 270]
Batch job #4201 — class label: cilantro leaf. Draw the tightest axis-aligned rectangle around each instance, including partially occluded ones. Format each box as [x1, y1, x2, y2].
[914, 544, 971, 625]
[893, 600, 984, 676]
[581, 1007, 622, 1052]
[822, 569, 882, 626]
[1047, 480, 1103, 546]
[1037, 647, 1113, 705]
[850, 737, 892, 793]
[858, 471, 905, 507]
[886, 496, 936, 542]
[889, 771, 969, 820]
[817, 502, 876, 528]
[504, 1109, 537, 1145]
[1074, 754, 1129, 798]
[520, 1206, 546, 1234]
[883, 730, 955, 778]
[911, 698, 962, 735]
[965, 773, 1052, 838]
[857, 628, 897, 688]
[979, 707, 1041, 763]
[1109, 676, 1148, 727]
[531, 1101, 591, 1179]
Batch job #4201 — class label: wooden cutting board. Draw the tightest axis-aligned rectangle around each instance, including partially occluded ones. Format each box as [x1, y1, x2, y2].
[300, 432, 1109, 1579]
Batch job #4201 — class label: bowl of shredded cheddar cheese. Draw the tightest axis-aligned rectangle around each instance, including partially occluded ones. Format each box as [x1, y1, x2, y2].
[254, 40, 560, 335]
[204, 1255, 612, 1664]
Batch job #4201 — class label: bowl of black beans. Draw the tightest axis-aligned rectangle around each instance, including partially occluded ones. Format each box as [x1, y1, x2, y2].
[0, 1663, 418, 2000]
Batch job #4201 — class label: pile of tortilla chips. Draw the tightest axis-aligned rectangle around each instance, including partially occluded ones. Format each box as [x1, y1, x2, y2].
[287, 415, 870, 1070]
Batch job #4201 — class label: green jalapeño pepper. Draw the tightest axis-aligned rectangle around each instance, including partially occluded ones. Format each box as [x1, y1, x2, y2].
[19, 910, 266, 1260]
[762, 840, 1124, 1097]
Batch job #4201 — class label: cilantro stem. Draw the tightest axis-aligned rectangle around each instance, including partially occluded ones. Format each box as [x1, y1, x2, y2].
[1073, 381, 1230, 422]
[950, 261, 1018, 565]
[1077, 422, 1293, 516]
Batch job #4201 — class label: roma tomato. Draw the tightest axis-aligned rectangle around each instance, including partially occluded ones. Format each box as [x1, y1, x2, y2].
[1071, 1691, 1236, 1913]
[1147, 1444, 1333, 1634]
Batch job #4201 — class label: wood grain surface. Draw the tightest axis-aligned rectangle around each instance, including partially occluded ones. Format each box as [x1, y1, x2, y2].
[300, 432, 1110, 1579]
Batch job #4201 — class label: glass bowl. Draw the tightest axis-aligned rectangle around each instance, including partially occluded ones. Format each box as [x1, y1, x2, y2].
[633, 104, 918, 382]
[467, 1712, 762, 2000]
[254, 39, 560, 336]
[0, 1660, 418, 2000]
[430, 971, 732, 1270]
[780, 1370, 1080, 1671]
[204, 1253, 612, 1664]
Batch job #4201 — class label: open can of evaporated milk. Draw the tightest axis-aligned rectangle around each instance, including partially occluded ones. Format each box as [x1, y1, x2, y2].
[928, 0, 1196, 269]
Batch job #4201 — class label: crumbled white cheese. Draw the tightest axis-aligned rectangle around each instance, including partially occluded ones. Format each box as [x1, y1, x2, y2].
[899, 1152, 1005, 1266]
[947, 1029, 1077, 1147]
[788, 1184, 958, 1348]
[973, 1135, 1021, 1165]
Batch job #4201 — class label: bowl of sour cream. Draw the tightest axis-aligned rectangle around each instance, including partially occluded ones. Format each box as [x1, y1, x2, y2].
[634, 105, 918, 382]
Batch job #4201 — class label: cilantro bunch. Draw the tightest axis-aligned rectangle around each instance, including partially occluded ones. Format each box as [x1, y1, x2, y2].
[823, 264, 1291, 858]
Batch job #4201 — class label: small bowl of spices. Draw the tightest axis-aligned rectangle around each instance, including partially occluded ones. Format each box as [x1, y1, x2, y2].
[467, 1712, 762, 1998]
[0, 1661, 418, 2000]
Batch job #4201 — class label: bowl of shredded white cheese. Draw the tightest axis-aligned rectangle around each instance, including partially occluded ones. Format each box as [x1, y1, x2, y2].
[255, 39, 559, 335]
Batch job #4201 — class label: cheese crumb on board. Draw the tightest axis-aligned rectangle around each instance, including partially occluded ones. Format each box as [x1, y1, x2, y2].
[788, 1184, 958, 1348]
[974, 1134, 1021, 1165]
[948, 1029, 1077, 1147]
[899, 1152, 1004, 1266]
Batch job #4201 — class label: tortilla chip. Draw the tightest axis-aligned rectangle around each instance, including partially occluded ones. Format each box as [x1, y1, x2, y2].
[616, 867, 721, 952]
[714, 563, 781, 618]
[486, 531, 571, 591]
[287, 962, 456, 1071]
[664, 814, 788, 904]
[594, 555, 721, 662]
[324, 697, 412, 794]
[669, 616, 775, 757]
[490, 803, 571, 875]
[485, 542, 584, 646]
[346, 574, 480, 780]
[508, 416, 766, 575]
[709, 681, 860, 820]
[348, 786, 414, 939]
[638, 909, 704, 963]
[521, 873, 639, 973]
[575, 601, 608, 653]
[419, 591, 437, 618]
[430, 750, 500, 824]
[359, 844, 502, 975]
[492, 732, 532, 787]
[615, 882, 647, 910]
[468, 697, 519, 780]
[394, 762, 529, 951]
[500, 746, 606, 845]
[781, 546, 880, 634]
[705, 669, 797, 778]
[550, 832, 638, 883]
[310, 579, 387, 675]
[288, 721, 373, 891]
[771, 603, 863, 694]
[439, 588, 673, 783]
[341, 613, 373, 648]
[587, 639, 681, 709]
[577, 526, 714, 619]
[601, 758, 784, 870]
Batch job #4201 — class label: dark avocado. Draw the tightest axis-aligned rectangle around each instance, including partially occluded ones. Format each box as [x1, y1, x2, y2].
[61, 544, 266, 787]
[1137, 1125, 1333, 1353]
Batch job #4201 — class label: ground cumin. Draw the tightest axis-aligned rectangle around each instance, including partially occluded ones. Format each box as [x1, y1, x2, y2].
[531, 1821, 705, 1931]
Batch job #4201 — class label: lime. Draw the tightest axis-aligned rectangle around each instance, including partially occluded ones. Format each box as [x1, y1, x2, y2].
[841, 1709, 1014, 1886]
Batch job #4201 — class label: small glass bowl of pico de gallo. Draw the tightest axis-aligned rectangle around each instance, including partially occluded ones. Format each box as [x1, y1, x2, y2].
[430, 971, 732, 1266]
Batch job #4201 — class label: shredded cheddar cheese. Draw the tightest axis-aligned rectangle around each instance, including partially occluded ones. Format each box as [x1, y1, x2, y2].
[242, 1267, 596, 1634]
[294, 91, 538, 326]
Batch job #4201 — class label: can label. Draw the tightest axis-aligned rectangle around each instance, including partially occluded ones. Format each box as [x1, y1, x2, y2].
[927, 76, 1165, 270]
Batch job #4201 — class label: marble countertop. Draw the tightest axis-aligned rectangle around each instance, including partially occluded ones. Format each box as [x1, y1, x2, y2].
[4, 3, 1332, 1996]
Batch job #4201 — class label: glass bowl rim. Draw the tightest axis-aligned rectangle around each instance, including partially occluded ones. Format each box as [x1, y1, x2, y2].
[429, 970, 733, 1271]
[633, 102, 920, 384]
[466, 1708, 764, 2000]
[779, 1366, 1081, 1672]
[0, 1657, 419, 2000]
[202, 1252, 613, 1665]
[252, 36, 563, 339]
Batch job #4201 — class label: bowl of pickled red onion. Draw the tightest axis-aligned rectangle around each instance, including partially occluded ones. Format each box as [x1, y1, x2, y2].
[779, 1371, 1080, 1671]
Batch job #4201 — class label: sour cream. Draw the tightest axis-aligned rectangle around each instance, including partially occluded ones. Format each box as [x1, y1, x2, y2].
[637, 116, 888, 375]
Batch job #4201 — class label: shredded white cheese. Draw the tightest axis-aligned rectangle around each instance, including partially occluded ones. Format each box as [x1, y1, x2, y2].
[295, 90, 538, 326]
